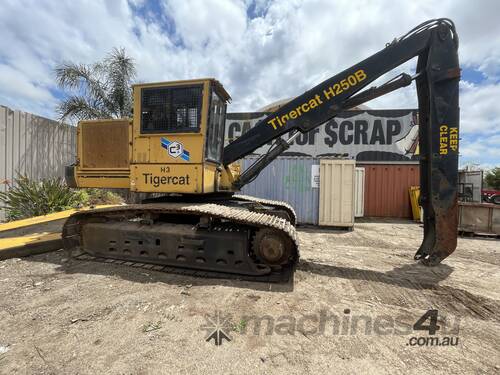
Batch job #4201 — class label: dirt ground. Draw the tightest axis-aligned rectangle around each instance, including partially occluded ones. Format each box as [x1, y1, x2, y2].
[0, 220, 499, 375]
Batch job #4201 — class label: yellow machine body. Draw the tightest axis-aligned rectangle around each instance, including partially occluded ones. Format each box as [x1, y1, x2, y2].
[62, 20, 461, 282]
[71, 78, 239, 194]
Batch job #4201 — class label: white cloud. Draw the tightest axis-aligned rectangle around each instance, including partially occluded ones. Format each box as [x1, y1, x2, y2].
[0, 0, 498, 164]
[459, 81, 500, 136]
[460, 135, 500, 169]
[461, 138, 498, 158]
[164, 0, 247, 48]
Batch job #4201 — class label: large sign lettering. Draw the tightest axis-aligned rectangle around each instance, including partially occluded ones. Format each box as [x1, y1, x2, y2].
[226, 110, 419, 161]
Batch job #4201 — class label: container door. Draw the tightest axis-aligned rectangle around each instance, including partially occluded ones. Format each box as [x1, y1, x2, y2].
[354, 167, 365, 217]
[319, 159, 355, 227]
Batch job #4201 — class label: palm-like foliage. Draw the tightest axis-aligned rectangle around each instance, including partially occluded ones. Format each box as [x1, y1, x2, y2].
[55, 47, 136, 121]
[0, 176, 124, 221]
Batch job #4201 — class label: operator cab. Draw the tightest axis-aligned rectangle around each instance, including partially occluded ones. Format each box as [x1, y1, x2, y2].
[129, 78, 233, 193]
[138, 79, 230, 164]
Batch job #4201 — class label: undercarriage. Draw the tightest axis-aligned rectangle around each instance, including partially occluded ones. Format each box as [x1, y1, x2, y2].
[62, 195, 299, 282]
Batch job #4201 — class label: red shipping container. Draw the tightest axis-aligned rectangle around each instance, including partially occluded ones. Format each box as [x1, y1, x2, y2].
[357, 163, 420, 218]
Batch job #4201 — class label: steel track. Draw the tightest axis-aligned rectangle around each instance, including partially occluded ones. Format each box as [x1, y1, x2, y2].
[63, 200, 299, 282]
[71, 251, 294, 283]
[232, 194, 297, 225]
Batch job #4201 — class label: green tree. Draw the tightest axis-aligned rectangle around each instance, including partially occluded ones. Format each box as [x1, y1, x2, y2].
[55, 47, 136, 121]
[484, 167, 500, 190]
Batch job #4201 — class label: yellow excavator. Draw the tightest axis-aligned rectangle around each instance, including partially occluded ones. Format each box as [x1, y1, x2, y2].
[64, 19, 460, 282]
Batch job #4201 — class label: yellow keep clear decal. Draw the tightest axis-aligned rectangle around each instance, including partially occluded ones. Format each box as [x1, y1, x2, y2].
[439, 125, 459, 155]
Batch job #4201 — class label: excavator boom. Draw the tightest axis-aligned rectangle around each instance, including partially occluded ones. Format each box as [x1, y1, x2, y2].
[224, 19, 460, 265]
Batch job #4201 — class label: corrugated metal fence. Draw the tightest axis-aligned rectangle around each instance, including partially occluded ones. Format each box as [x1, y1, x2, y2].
[0, 105, 76, 220]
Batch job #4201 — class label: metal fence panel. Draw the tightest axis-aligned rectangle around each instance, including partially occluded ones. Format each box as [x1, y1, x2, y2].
[241, 156, 320, 224]
[0, 105, 76, 220]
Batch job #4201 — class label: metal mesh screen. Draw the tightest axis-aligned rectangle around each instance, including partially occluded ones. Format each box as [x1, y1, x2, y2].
[141, 85, 203, 133]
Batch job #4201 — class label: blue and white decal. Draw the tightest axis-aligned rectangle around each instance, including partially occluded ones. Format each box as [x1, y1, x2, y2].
[161, 137, 190, 161]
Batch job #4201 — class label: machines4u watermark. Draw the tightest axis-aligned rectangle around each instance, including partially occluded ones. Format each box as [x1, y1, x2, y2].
[200, 309, 460, 347]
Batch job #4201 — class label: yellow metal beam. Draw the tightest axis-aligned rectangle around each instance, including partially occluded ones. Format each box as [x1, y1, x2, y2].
[0, 205, 120, 233]
[0, 232, 60, 250]
[0, 232, 62, 260]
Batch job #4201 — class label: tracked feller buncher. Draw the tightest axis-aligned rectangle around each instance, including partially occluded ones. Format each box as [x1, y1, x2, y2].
[64, 19, 460, 282]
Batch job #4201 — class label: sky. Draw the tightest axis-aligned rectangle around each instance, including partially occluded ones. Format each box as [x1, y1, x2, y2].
[0, 0, 499, 168]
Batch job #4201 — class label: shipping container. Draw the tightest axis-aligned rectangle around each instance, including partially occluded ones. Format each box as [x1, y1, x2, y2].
[319, 159, 356, 227]
[357, 163, 419, 218]
[241, 158, 417, 222]
[241, 157, 320, 224]
[354, 167, 365, 217]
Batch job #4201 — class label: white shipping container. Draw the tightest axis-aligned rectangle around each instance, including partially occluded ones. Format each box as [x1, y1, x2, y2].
[319, 159, 356, 227]
[354, 167, 365, 217]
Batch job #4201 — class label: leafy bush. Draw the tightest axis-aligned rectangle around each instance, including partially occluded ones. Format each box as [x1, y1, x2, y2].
[0, 176, 124, 221]
[0, 176, 81, 220]
[484, 167, 500, 190]
[77, 188, 123, 206]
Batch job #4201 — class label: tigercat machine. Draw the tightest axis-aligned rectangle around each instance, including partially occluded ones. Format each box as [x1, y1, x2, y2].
[64, 19, 460, 282]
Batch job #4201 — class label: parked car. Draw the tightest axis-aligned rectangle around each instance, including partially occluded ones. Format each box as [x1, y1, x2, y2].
[482, 189, 500, 205]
